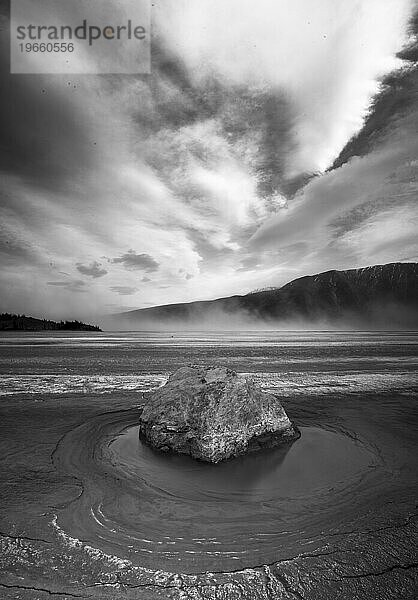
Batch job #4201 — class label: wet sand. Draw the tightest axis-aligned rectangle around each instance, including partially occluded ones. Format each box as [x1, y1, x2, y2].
[0, 388, 417, 599]
[54, 415, 380, 573]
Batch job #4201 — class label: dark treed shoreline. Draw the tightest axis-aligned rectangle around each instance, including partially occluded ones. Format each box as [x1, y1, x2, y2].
[0, 313, 101, 332]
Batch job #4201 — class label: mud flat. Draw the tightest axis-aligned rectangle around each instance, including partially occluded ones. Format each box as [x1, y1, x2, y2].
[0, 385, 417, 600]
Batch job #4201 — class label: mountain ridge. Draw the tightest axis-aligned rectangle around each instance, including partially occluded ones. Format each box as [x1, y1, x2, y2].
[113, 263, 418, 329]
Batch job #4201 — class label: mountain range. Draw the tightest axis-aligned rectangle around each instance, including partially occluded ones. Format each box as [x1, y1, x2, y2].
[113, 263, 418, 330]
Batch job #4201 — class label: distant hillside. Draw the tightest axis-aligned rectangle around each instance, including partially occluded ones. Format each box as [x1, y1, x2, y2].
[114, 263, 418, 329]
[0, 314, 101, 332]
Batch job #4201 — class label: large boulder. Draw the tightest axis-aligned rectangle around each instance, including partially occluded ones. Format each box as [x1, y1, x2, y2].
[139, 365, 300, 463]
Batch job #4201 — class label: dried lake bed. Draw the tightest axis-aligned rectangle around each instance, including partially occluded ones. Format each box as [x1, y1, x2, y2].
[0, 331, 417, 599]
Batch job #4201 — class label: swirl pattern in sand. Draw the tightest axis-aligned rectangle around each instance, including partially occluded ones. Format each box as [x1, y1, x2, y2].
[52, 407, 384, 573]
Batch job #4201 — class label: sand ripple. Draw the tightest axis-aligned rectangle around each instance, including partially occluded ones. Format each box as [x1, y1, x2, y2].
[52, 407, 385, 573]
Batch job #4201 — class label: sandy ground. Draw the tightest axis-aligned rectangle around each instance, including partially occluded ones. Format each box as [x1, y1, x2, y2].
[0, 389, 417, 599]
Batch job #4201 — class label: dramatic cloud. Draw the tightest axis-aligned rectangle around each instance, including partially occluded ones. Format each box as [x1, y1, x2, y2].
[250, 11, 418, 273]
[76, 261, 108, 278]
[0, 0, 416, 320]
[111, 251, 160, 272]
[156, 0, 411, 174]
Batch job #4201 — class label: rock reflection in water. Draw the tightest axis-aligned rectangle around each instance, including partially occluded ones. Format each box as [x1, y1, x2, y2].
[111, 425, 373, 502]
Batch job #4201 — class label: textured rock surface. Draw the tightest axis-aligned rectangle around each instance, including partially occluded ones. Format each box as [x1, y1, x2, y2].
[138, 365, 299, 462]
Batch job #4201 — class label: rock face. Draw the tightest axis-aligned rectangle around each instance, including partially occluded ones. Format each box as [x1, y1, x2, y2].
[139, 365, 299, 463]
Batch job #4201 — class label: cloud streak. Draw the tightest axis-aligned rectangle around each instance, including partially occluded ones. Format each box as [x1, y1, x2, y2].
[47, 280, 87, 293]
[110, 286, 138, 296]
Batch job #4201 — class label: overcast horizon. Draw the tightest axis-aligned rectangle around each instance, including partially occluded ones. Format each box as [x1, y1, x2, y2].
[1, 0, 417, 320]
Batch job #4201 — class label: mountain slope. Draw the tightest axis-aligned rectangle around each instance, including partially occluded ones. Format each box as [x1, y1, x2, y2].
[115, 263, 418, 329]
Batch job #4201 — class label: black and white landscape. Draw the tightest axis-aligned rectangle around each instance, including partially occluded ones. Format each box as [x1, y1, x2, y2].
[0, 1, 417, 599]
[112, 262, 418, 329]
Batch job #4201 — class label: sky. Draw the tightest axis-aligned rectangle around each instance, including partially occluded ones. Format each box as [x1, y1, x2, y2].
[0, 0, 417, 320]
